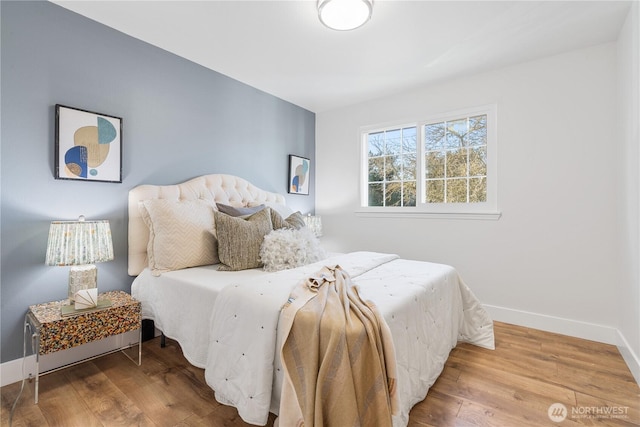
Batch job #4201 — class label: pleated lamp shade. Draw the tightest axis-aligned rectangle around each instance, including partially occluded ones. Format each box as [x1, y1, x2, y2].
[45, 216, 113, 302]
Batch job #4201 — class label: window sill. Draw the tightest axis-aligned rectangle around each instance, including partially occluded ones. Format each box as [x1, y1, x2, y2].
[355, 210, 502, 220]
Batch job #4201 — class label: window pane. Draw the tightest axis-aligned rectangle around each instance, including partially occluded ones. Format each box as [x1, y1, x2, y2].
[402, 153, 416, 180]
[385, 129, 401, 156]
[426, 151, 445, 179]
[403, 181, 416, 206]
[468, 115, 487, 146]
[385, 155, 400, 181]
[447, 178, 468, 203]
[368, 132, 384, 157]
[368, 157, 384, 182]
[426, 180, 444, 203]
[469, 147, 487, 176]
[385, 182, 402, 206]
[425, 122, 445, 150]
[369, 183, 384, 206]
[446, 149, 467, 178]
[469, 177, 486, 202]
[446, 119, 467, 149]
[402, 127, 417, 153]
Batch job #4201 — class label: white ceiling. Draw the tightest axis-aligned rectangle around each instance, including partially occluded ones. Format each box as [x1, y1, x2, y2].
[51, 1, 632, 113]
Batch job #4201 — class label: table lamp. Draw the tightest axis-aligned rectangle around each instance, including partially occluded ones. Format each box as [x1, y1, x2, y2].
[304, 214, 323, 238]
[45, 215, 114, 307]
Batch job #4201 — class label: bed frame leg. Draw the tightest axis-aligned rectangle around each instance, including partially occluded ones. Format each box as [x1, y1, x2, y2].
[160, 333, 166, 348]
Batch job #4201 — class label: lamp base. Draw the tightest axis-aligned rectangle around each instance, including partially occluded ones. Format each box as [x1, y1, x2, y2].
[68, 264, 97, 303]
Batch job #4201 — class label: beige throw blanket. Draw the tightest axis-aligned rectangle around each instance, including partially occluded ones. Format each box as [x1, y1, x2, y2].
[277, 265, 398, 427]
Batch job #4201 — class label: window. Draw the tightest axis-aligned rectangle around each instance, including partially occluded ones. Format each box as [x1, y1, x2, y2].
[361, 105, 498, 218]
[424, 115, 487, 203]
[367, 126, 417, 207]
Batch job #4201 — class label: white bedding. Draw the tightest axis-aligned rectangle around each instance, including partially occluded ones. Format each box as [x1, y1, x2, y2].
[133, 251, 494, 427]
[132, 264, 269, 367]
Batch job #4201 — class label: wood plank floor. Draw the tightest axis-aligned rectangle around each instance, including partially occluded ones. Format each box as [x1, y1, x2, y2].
[2, 322, 638, 426]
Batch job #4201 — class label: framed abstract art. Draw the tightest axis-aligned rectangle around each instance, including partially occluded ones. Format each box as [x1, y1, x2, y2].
[288, 155, 310, 195]
[55, 104, 122, 183]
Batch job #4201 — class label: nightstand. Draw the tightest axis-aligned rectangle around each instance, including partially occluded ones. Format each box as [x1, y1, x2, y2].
[25, 290, 141, 403]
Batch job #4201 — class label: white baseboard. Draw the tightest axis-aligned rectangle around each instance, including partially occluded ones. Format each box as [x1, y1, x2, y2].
[0, 330, 139, 387]
[484, 304, 619, 344]
[485, 304, 640, 385]
[617, 329, 640, 385]
[0, 355, 37, 388]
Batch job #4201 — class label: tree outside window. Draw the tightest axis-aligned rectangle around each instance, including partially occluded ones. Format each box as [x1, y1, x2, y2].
[424, 115, 487, 203]
[362, 106, 495, 213]
[367, 127, 417, 207]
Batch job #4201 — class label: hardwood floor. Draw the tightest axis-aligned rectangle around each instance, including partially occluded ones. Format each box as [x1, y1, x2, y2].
[2, 322, 638, 426]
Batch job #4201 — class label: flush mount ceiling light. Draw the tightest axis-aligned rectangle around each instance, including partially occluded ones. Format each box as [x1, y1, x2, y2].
[318, 0, 373, 31]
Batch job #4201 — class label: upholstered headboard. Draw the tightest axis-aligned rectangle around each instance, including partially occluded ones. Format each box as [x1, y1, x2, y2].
[128, 174, 286, 276]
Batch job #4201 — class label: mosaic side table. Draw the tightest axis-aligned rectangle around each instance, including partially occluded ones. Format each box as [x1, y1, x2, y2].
[26, 290, 141, 403]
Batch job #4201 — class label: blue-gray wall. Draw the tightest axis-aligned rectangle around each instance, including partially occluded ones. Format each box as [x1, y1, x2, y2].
[0, 1, 315, 363]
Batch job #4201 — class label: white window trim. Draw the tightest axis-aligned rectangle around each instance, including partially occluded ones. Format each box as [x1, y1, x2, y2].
[358, 104, 501, 220]
[354, 209, 502, 220]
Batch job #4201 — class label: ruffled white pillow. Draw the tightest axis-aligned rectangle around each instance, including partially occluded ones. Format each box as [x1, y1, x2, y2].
[259, 227, 327, 272]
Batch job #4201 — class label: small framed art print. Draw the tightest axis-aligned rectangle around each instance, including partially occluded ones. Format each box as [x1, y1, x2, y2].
[288, 155, 310, 195]
[55, 104, 123, 183]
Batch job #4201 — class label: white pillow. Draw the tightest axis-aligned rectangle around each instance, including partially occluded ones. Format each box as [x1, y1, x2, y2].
[259, 227, 327, 272]
[140, 199, 218, 276]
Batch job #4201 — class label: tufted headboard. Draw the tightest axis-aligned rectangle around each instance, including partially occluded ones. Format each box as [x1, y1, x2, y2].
[128, 174, 286, 276]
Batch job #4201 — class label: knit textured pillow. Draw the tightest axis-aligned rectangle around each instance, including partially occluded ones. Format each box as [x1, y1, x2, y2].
[270, 209, 305, 230]
[215, 208, 273, 271]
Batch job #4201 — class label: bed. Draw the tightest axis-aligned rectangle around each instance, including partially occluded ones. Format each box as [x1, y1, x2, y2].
[129, 173, 494, 427]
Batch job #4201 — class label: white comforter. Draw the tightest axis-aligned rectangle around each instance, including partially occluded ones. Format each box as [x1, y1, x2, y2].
[204, 252, 494, 427]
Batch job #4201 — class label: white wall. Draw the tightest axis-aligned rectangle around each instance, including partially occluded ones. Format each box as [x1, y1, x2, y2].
[617, 2, 640, 383]
[316, 43, 624, 345]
